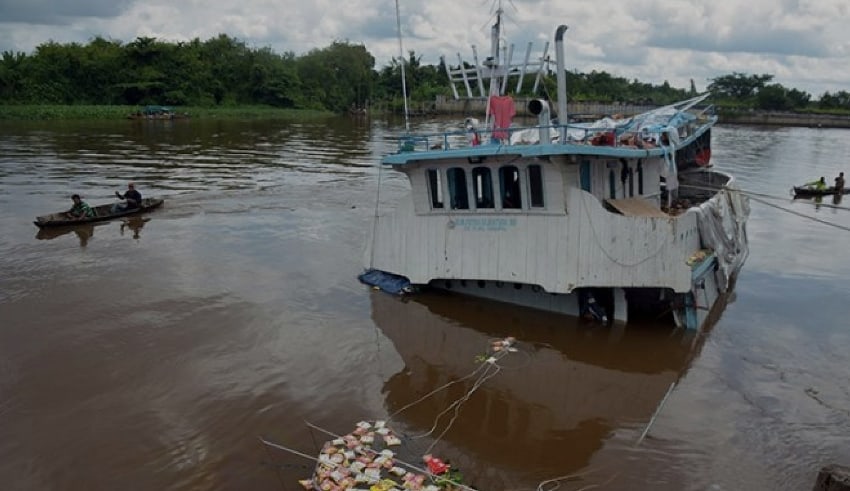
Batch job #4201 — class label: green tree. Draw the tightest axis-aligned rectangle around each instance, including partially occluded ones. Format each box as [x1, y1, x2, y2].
[818, 90, 850, 110]
[297, 41, 375, 112]
[0, 51, 29, 102]
[707, 72, 773, 100]
[756, 84, 790, 110]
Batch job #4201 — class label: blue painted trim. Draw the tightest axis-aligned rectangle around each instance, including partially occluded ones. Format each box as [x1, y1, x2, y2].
[684, 252, 717, 330]
[683, 293, 698, 330]
[690, 252, 717, 281]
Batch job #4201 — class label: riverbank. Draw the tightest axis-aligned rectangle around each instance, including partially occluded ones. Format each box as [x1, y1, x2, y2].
[0, 105, 333, 121]
[716, 109, 850, 128]
[5, 101, 850, 128]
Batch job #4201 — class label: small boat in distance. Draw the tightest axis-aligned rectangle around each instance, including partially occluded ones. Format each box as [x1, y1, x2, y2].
[127, 105, 189, 120]
[34, 198, 164, 228]
[360, 12, 750, 331]
[792, 185, 849, 198]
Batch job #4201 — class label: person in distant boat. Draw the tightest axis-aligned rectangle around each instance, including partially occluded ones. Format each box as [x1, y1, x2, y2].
[67, 194, 94, 219]
[806, 177, 827, 191]
[114, 182, 142, 210]
[834, 172, 845, 192]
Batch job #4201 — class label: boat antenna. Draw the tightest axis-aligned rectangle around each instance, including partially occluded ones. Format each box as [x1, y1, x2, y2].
[394, 0, 411, 132]
[483, 1, 504, 130]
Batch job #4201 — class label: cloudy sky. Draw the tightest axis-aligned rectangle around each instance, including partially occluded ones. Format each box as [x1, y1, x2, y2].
[1, 0, 849, 97]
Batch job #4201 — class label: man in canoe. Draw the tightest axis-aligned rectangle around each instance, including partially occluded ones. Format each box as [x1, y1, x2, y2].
[67, 194, 94, 219]
[114, 182, 142, 211]
[835, 172, 845, 192]
[805, 177, 827, 191]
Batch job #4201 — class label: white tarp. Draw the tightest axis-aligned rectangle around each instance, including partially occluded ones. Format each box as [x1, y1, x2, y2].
[694, 186, 750, 291]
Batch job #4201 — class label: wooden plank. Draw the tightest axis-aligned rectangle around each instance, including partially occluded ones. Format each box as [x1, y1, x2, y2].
[605, 197, 669, 218]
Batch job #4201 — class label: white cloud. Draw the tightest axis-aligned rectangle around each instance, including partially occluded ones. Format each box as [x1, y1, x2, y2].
[0, 0, 849, 96]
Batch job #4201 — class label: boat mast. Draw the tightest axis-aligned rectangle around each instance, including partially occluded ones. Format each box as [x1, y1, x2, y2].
[395, 0, 410, 131]
[484, 1, 505, 129]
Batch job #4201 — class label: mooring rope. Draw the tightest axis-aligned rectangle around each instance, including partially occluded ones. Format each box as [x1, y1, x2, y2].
[678, 183, 850, 232]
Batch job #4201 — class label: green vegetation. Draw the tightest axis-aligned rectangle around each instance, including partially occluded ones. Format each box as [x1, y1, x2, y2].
[0, 104, 331, 120]
[708, 72, 850, 113]
[562, 70, 693, 105]
[0, 35, 447, 119]
[1, 34, 848, 120]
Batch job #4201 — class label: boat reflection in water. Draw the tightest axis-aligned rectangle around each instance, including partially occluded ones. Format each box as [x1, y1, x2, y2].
[120, 216, 150, 240]
[36, 223, 97, 247]
[35, 217, 152, 245]
[371, 291, 724, 490]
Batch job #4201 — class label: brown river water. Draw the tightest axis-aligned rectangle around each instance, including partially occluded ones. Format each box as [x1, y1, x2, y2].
[0, 117, 849, 490]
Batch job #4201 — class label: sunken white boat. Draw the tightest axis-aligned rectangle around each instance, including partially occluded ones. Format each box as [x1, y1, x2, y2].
[362, 22, 749, 331]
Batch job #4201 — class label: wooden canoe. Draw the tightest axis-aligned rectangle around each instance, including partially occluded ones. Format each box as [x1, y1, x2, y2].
[792, 186, 850, 197]
[34, 198, 164, 228]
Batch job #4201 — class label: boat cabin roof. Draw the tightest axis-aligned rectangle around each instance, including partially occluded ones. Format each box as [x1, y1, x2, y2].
[383, 94, 716, 167]
[382, 118, 713, 166]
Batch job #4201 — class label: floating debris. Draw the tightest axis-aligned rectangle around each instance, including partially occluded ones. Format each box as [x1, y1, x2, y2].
[263, 337, 522, 490]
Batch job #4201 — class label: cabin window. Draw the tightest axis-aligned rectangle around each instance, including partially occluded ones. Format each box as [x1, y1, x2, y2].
[628, 166, 634, 197]
[472, 167, 494, 209]
[427, 169, 444, 209]
[619, 160, 629, 199]
[528, 164, 544, 208]
[580, 160, 591, 192]
[608, 169, 616, 199]
[499, 166, 522, 209]
[637, 160, 644, 195]
[447, 167, 469, 209]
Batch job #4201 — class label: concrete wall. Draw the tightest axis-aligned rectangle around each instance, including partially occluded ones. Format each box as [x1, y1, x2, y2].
[718, 110, 850, 128]
[434, 95, 656, 120]
[434, 95, 850, 128]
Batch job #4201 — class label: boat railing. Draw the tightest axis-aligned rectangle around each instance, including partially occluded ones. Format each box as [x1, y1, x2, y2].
[394, 121, 677, 153]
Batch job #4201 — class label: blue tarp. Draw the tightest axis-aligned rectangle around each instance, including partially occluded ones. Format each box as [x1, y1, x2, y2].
[358, 269, 414, 295]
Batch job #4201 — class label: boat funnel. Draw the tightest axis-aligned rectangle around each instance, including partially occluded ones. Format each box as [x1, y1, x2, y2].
[528, 99, 552, 144]
[555, 25, 568, 143]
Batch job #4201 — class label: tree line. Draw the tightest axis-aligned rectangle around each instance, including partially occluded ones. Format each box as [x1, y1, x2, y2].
[0, 35, 446, 113]
[1, 34, 848, 113]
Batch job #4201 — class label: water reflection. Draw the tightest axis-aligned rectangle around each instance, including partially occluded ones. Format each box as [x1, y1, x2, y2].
[35, 223, 96, 247]
[120, 217, 150, 240]
[371, 292, 711, 489]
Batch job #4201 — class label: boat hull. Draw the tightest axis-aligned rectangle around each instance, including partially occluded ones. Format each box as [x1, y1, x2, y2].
[424, 278, 624, 323]
[34, 198, 164, 228]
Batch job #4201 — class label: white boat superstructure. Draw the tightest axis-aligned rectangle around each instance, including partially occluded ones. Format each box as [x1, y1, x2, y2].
[361, 20, 749, 330]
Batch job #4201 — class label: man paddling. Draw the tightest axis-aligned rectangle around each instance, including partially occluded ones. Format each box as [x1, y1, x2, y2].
[115, 182, 142, 210]
[805, 177, 827, 191]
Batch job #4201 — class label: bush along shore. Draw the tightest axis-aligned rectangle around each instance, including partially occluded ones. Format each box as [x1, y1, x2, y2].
[3, 101, 850, 128]
[0, 105, 334, 121]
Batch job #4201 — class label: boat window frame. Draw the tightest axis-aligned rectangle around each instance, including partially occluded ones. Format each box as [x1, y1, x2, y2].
[527, 164, 545, 208]
[427, 168, 444, 209]
[499, 165, 523, 210]
[637, 159, 644, 195]
[447, 166, 470, 210]
[472, 166, 495, 209]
